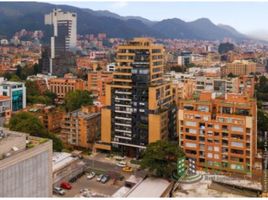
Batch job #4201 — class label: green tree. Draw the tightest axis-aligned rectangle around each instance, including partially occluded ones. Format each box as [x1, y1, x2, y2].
[9, 112, 63, 151]
[140, 140, 185, 178]
[64, 90, 93, 112]
[9, 74, 21, 82]
[227, 72, 237, 78]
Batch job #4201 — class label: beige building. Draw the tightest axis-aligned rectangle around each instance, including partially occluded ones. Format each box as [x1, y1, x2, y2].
[48, 73, 85, 103]
[222, 60, 257, 76]
[61, 106, 101, 149]
[178, 91, 257, 176]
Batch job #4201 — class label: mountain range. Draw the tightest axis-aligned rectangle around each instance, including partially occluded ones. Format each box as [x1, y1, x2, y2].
[0, 2, 249, 41]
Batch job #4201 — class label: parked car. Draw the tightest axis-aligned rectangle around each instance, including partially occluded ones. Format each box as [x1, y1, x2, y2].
[97, 174, 104, 182]
[114, 156, 125, 161]
[53, 187, 65, 195]
[100, 175, 110, 184]
[60, 182, 72, 190]
[87, 172, 96, 180]
[122, 166, 133, 172]
[116, 161, 127, 167]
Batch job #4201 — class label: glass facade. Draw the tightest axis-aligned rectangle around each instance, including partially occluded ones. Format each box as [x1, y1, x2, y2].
[12, 90, 23, 111]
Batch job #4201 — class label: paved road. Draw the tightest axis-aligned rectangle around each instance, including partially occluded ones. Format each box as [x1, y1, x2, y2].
[83, 158, 147, 178]
[84, 159, 122, 172]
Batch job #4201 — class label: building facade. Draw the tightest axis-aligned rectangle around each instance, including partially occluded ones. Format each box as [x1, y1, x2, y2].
[0, 96, 11, 126]
[0, 80, 26, 112]
[44, 9, 77, 76]
[61, 106, 101, 149]
[0, 129, 53, 197]
[96, 38, 176, 156]
[88, 71, 113, 105]
[221, 60, 257, 76]
[178, 91, 257, 175]
[48, 73, 85, 103]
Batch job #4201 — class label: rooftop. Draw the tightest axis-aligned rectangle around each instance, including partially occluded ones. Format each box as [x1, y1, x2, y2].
[0, 95, 10, 101]
[174, 172, 261, 197]
[126, 177, 172, 197]
[52, 152, 78, 172]
[0, 128, 50, 161]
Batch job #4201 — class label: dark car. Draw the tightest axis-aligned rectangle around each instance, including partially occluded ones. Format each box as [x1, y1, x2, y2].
[100, 175, 110, 184]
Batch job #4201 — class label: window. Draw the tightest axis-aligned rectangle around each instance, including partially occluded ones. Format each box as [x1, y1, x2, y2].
[207, 153, 213, 158]
[185, 121, 196, 127]
[231, 126, 243, 132]
[185, 142, 197, 148]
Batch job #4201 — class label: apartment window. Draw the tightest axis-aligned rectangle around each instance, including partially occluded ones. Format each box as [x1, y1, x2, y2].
[214, 124, 220, 129]
[207, 153, 213, 158]
[214, 146, 220, 152]
[214, 154, 219, 159]
[231, 142, 244, 148]
[185, 121, 196, 127]
[186, 135, 197, 140]
[231, 126, 243, 132]
[189, 129, 197, 134]
[197, 105, 209, 112]
[185, 142, 197, 148]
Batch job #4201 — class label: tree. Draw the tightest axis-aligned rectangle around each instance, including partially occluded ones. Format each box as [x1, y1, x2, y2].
[140, 140, 185, 178]
[227, 72, 237, 78]
[64, 90, 93, 112]
[9, 112, 63, 151]
[25, 80, 57, 105]
[9, 74, 21, 82]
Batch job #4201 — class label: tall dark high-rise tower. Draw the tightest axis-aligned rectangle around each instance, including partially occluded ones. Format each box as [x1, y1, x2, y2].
[44, 9, 77, 76]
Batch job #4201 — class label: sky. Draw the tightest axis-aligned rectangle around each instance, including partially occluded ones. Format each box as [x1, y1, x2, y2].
[51, 1, 268, 39]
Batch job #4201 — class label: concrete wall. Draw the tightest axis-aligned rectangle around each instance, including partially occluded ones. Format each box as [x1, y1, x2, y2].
[0, 141, 53, 197]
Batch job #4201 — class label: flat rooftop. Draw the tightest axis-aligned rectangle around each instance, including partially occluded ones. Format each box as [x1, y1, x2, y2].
[52, 152, 78, 172]
[0, 128, 49, 161]
[174, 172, 261, 197]
[126, 177, 171, 197]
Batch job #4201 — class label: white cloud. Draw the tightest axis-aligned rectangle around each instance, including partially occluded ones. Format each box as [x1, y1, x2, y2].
[111, 1, 128, 10]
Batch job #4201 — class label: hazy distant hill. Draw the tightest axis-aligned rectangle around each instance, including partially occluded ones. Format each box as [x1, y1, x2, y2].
[0, 2, 248, 41]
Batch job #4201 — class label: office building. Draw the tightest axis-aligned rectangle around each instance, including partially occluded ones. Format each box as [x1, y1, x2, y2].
[96, 38, 176, 156]
[0, 128, 53, 197]
[44, 9, 77, 76]
[88, 71, 113, 105]
[177, 51, 192, 66]
[221, 60, 257, 76]
[0, 79, 26, 112]
[48, 73, 85, 103]
[178, 91, 257, 175]
[61, 106, 100, 149]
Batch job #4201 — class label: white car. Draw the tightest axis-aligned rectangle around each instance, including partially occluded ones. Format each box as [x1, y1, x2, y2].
[97, 174, 104, 182]
[53, 187, 65, 195]
[116, 161, 127, 167]
[87, 172, 96, 180]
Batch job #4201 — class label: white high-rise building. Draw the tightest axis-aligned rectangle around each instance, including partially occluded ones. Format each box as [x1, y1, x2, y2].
[45, 9, 77, 74]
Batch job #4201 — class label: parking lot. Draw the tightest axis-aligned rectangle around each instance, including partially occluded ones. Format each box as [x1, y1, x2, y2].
[55, 168, 133, 197]
[53, 153, 145, 197]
